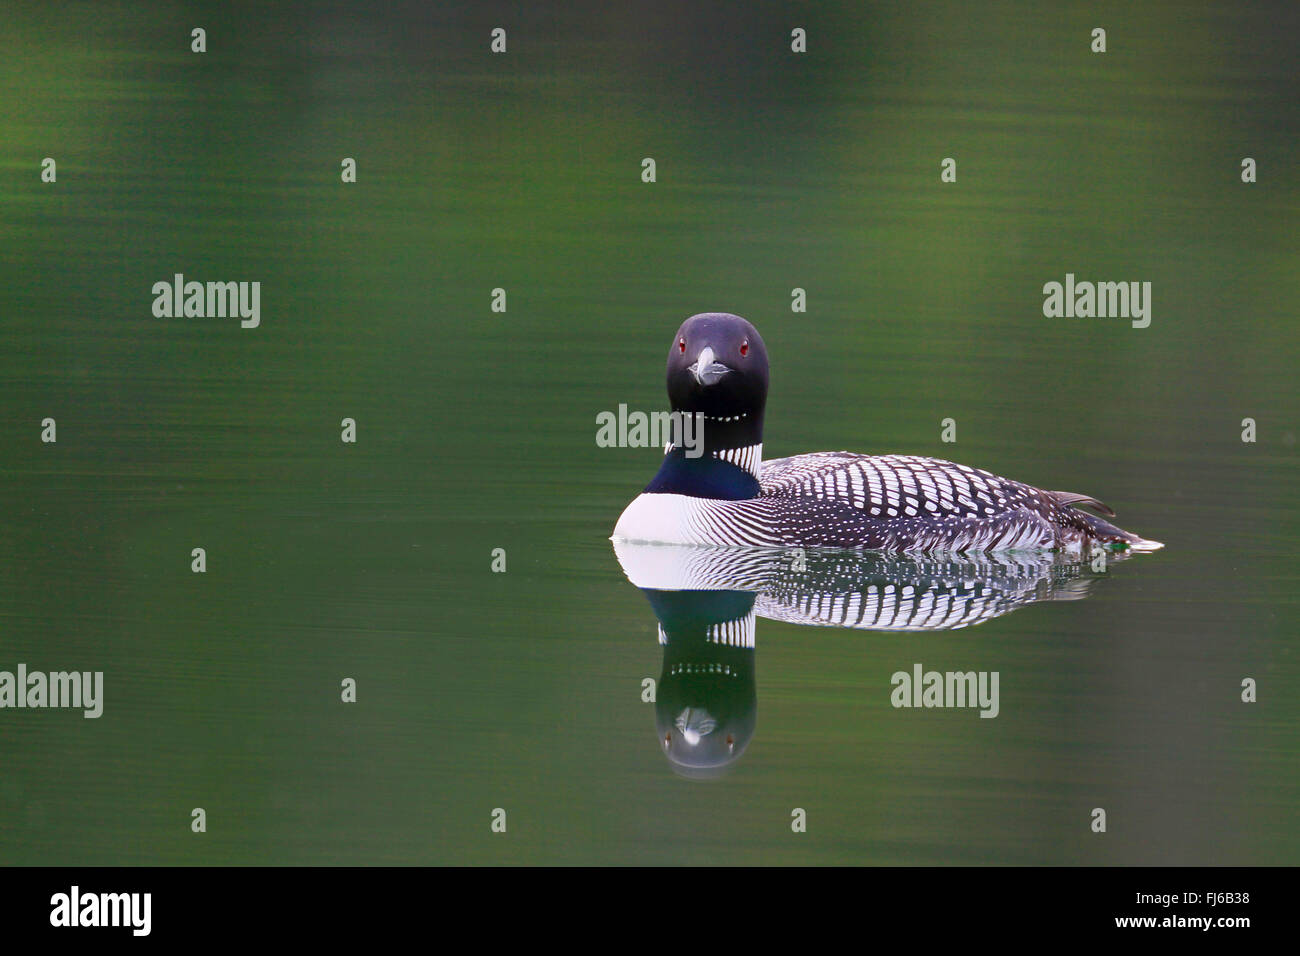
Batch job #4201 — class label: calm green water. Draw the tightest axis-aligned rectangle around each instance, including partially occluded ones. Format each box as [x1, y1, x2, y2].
[1, 2, 1297, 864]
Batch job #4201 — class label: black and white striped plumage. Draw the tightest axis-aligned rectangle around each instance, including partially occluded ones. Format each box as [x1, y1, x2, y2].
[755, 451, 1146, 553]
[613, 313, 1161, 555]
[617, 541, 1120, 775]
[615, 540, 1115, 632]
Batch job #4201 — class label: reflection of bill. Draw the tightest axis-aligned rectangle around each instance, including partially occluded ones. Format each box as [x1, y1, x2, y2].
[613, 541, 1128, 777]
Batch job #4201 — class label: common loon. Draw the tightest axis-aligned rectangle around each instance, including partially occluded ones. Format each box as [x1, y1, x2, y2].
[612, 312, 1162, 554]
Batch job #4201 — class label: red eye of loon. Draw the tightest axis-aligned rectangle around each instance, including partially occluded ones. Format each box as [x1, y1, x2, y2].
[740, 340, 749, 357]
[678, 338, 686, 353]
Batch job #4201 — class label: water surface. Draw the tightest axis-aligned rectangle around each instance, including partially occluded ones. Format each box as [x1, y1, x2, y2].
[1, 1, 1297, 864]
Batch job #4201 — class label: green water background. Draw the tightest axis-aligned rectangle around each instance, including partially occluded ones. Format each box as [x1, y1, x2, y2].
[1, 1, 1297, 864]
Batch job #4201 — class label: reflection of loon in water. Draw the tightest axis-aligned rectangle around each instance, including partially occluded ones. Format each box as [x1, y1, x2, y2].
[614, 540, 1135, 778]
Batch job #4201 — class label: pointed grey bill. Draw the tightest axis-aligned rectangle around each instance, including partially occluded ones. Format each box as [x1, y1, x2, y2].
[690, 346, 731, 386]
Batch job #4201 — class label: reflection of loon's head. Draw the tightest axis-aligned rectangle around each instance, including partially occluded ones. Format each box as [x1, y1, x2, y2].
[656, 665, 757, 779]
[644, 589, 759, 779]
[613, 541, 1123, 780]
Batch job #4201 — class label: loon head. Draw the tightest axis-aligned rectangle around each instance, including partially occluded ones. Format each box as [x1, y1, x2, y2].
[646, 589, 759, 779]
[635, 312, 769, 501]
[667, 312, 768, 430]
[657, 700, 756, 780]
[655, 653, 758, 779]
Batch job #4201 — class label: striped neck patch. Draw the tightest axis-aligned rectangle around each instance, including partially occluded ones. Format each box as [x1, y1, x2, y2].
[665, 442, 763, 480]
